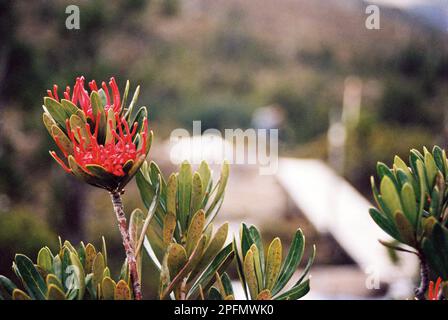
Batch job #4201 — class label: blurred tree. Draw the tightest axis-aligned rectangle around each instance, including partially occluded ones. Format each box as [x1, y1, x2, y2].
[0, 0, 152, 244]
[0, 210, 57, 280]
[161, 0, 180, 17]
[297, 45, 335, 71]
[180, 99, 253, 131]
[270, 86, 329, 144]
[379, 81, 433, 127]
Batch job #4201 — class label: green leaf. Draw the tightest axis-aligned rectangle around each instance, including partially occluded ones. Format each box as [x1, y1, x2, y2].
[51, 125, 73, 155]
[240, 223, 254, 260]
[101, 237, 108, 267]
[53, 255, 62, 281]
[265, 238, 282, 290]
[233, 238, 248, 299]
[244, 249, 258, 299]
[206, 161, 230, 219]
[198, 161, 212, 202]
[249, 226, 265, 277]
[46, 274, 63, 292]
[166, 244, 187, 279]
[114, 280, 131, 300]
[160, 236, 207, 299]
[101, 277, 116, 300]
[42, 112, 57, 136]
[369, 208, 399, 240]
[422, 222, 448, 279]
[190, 222, 228, 278]
[69, 251, 86, 300]
[376, 162, 398, 188]
[184, 235, 207, 274]
[178, 161, 193, 231]
[186, 210, 205, 256]
[250, 244, 263, 293]
[120, 80, 130, 113]
[271, 229, 305, 296]
[130, 106, 147, 141]
[220, 273, 234, 297]
[188, 243, 234, 299]
[97, 88, 107, 108]
[125, 85, 140, 120]
[69, 114, 90, 146]
[105, 108, 116, 144]
[159, 255, 171, 297]
[380, 176, 402, 215]
[146, 221, 165, 263]
[208, 286, 223, 300]
[43, 97, 67, 128]
[294, 245, 316, 285]
[103, 267, 111, 278]
[149, 162, 167, 201]
[60, 248, 71, 291]
[430, 186, 441, 218]
[163, 213, 177, 246]
[92, 253, 105, 292]
[400, 183, 417, 228]
[129, 208, 144, 278]
[394, 156, 410, 174]
[191, 173, 203, 215]
[394, 156, 416, 191]
[77, 242, 86, 269]
[371, 177, 393, 219]
[416, 160, 427, 234]
[12, 289, 31, 300]
[136, 169, 165, 229]
[37, 247, 53, 274]
[394, 211, 416, 247]
[432, 146, 446, 174]
[275, 279, 310, 300]
[166, 173, 177, 218]
[14, 254, 47, 300]
[47, 284, 66, 300]
[90, 91, 106, 142]
[424, 148, 438, 188]
[0, 276, 17, 300]
[256, 289, 272, 300]
[84, 243, 97, 273]
[60, 99, 83, 119]
[67, 156, 106, 190]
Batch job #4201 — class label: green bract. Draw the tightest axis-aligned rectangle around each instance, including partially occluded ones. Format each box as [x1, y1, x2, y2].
[370, 146, 448, 249]
[370, 146, 448, 299]
[136, 160, 233, 300]
[0, 238, 132, 300]
[235, 224, 315, 300]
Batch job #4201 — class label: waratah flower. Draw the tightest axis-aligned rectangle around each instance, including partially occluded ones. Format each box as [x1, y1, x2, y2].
[428, 277, 442, 300]
[42, 76, 152, 192]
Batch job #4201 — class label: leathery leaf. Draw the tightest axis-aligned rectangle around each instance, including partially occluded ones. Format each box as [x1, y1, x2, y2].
[265, 237, 282, 290]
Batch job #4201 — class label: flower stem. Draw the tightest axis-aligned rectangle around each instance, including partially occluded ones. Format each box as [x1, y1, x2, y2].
[415, 255, 429, 300]
[110, 191, 142, 300]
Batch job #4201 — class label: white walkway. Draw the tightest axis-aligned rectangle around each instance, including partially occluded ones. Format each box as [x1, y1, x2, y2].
[276, 158, 418, 284]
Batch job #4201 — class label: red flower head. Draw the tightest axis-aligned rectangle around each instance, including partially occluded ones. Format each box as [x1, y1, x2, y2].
[47, 76, 122, 120]
[42, 76, 152, 192]
[428, 277, 442, 300]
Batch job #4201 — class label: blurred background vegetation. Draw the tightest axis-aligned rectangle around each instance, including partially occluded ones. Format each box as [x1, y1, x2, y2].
[0, 0, 447, 298]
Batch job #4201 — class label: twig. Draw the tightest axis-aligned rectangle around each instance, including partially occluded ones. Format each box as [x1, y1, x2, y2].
[110, 191, 142, 300]
[135, 175, 160, 258]
[179, 279, 188, 300]
[415, 254, 429, 300]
